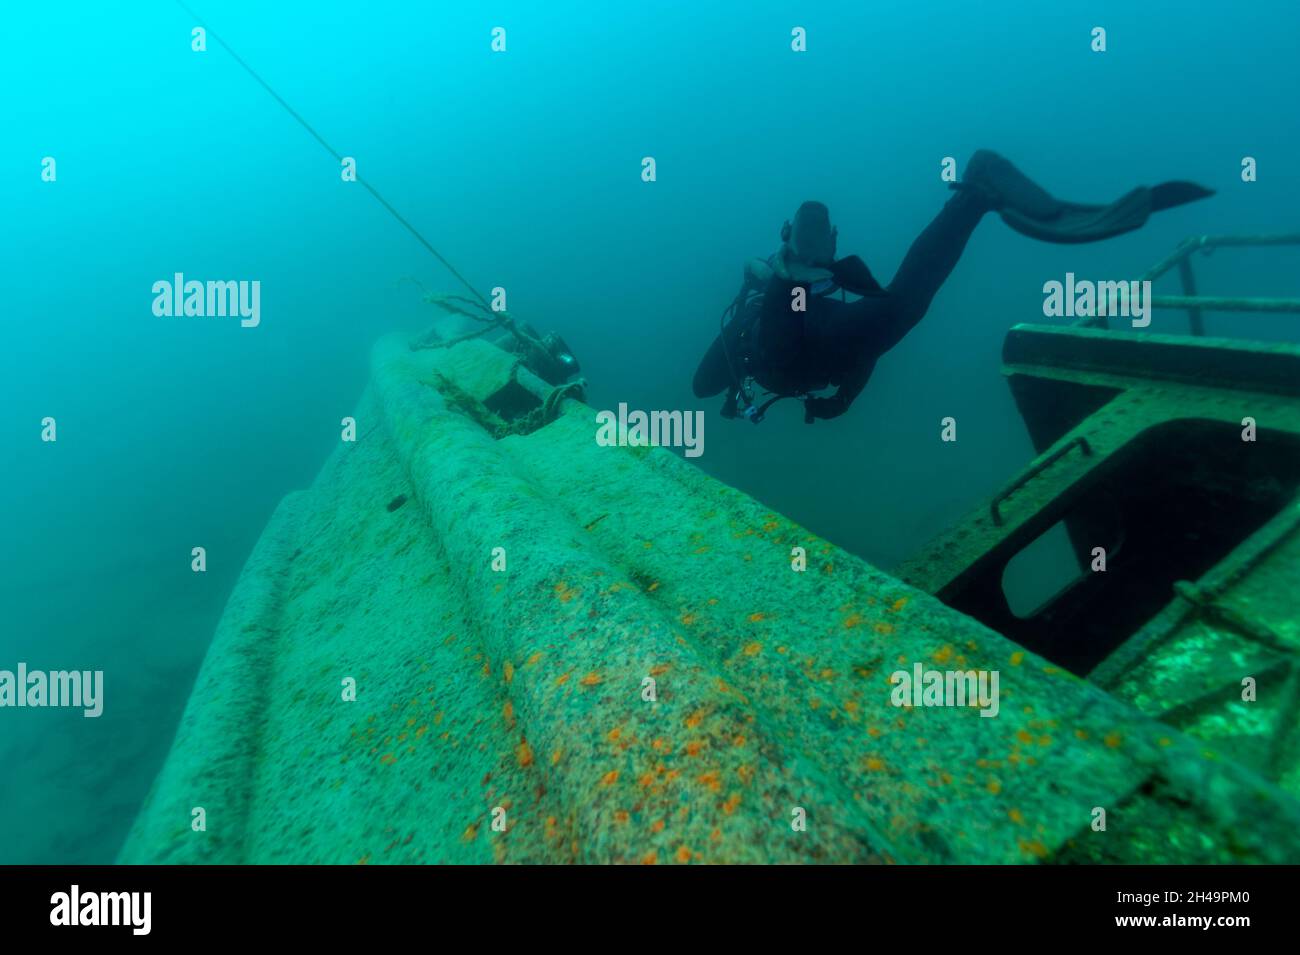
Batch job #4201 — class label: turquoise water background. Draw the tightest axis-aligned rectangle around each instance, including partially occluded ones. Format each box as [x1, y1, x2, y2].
[3, 0, 1298, 862]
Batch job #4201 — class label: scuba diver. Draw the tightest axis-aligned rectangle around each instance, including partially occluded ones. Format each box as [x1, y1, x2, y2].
[693, 150, 1213, 423]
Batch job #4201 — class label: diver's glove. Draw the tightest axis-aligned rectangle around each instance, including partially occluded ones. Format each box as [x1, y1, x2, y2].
[803, 395, 848, 422]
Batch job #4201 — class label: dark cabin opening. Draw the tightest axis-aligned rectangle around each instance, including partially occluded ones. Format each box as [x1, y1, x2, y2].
[944, 419, 1300, 675]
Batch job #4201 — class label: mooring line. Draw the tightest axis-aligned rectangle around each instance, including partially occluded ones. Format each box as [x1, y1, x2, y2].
[174, 0, 493, 313]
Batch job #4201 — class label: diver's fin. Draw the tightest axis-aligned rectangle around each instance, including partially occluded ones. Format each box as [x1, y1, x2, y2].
[1150, 180, 1216, 211]
[960, 149, 1214, 245]
[999, 183, 1214, 244]
[961, 150, 1061, 220]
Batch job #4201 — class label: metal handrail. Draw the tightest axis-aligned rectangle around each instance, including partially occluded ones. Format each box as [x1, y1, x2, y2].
[1078, 233, 1300, 334]
[989, 436, 1092, 527]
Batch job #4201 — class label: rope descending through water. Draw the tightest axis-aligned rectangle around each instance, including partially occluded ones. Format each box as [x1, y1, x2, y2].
[177, 2, 581, 403]
[174, 0, 493, 315]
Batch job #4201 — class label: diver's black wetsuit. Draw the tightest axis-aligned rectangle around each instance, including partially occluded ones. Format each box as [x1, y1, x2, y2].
[692, 187, 988, 421]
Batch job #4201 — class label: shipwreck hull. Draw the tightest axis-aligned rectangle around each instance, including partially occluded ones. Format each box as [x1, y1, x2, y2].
[120, 333, 1300, 864]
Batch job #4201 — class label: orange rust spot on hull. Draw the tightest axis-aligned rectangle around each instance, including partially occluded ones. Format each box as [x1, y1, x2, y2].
[1018, 839, 1049, 859]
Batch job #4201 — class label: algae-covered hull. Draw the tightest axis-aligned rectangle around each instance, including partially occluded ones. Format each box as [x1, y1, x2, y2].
[120, 334, 1300, 864]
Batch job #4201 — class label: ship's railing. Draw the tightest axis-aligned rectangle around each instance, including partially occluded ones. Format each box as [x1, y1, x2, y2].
[1077, 233, 1300, 334]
